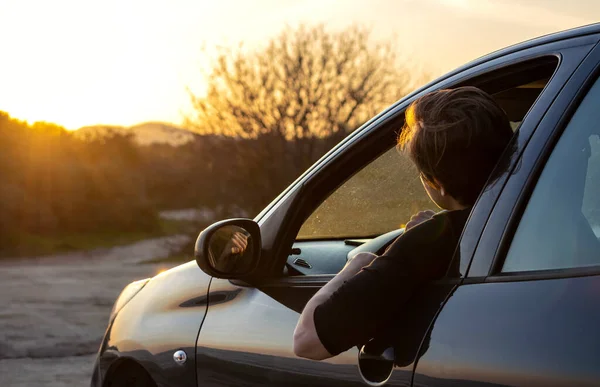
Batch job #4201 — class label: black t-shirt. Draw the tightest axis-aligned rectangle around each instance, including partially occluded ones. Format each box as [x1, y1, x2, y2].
[313, 208, 471, 356]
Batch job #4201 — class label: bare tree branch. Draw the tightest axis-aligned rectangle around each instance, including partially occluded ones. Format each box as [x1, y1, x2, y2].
[186, 23, 428, 180]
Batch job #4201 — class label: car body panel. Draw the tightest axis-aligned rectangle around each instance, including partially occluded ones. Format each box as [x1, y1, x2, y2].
[195, 278, 414, 386]
[413, 276, 600, 387]
[92, 261, 211, 387]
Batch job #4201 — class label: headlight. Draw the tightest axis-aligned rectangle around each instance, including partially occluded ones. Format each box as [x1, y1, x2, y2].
[108, 278, 150, 323]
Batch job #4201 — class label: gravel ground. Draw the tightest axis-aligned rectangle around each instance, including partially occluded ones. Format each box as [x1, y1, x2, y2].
[0, 355, 97, 387]
[0, 226, 192, 387]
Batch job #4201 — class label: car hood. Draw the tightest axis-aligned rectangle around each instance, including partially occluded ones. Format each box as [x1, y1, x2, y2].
[108, 260, 212, 352]
[144, 259, 213, 309]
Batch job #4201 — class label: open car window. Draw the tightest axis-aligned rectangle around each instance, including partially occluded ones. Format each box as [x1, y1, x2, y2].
[296, 58, 558, 241]
[286, 56, 560, 277]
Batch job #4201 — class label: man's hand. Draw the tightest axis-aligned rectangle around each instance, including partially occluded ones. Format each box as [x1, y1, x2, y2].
[345, 252, 378, 273]
[405, 210, 436, 231]
[215, 232, 250, 272]
[222, 231, 249, 256]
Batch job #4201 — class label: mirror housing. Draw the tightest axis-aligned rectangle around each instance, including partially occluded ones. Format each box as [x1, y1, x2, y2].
[194, 218, 261, 279]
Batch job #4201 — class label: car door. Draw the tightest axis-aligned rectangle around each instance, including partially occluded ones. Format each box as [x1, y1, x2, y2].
[413, 37, 600, 387]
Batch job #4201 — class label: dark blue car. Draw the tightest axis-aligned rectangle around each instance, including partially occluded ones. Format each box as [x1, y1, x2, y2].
[92, 23, 600, 387]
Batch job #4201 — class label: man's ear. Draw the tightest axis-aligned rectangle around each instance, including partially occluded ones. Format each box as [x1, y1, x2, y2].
[433, 178, 447, 196]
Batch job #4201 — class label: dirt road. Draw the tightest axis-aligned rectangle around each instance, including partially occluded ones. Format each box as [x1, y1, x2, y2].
[0, 231, 192, 387]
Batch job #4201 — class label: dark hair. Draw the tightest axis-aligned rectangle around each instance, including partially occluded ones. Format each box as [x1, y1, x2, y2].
[398, 86, 513, 205]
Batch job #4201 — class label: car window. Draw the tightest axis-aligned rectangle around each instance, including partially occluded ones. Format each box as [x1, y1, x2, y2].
[503, 76, 600, 273]
[297, 58, 558, 241]
[297, 146, 435, 239]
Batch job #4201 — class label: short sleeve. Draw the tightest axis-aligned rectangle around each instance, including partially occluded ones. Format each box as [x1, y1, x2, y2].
[313, 260, 400, 356]
[312, 214, 459, 356]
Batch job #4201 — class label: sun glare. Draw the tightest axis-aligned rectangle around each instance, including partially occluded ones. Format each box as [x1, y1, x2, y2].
[0, 0, 595, 130]
[440, 0, 470, 9]
[0, 0, 211, 130]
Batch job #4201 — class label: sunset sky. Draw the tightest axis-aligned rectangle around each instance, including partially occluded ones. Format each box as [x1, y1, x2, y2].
[0, 0, 598, 130]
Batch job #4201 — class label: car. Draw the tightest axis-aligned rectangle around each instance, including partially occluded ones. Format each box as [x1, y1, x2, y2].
[92, 23, 600, 387]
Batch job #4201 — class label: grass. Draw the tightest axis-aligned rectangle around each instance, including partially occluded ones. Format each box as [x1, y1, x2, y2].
[0, 218, 199, 259]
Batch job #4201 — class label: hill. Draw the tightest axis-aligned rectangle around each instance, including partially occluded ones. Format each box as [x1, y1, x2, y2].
[75, 122, 198, 146]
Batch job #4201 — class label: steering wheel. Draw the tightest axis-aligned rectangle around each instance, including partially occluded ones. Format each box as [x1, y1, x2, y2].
[347, 228, 405, 262]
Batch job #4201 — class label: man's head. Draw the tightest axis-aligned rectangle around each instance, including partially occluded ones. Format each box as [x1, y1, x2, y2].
[398, 86, 513, 210]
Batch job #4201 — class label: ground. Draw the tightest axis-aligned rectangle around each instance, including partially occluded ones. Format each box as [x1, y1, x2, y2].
[0, 210, 200, 387]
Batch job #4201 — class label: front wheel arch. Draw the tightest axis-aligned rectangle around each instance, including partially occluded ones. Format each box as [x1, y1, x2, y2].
[103, 358, 157, 387]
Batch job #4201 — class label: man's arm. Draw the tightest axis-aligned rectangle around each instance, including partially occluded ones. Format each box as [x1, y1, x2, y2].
[293, 211, 440, 361]
[293, 252, 377, 360]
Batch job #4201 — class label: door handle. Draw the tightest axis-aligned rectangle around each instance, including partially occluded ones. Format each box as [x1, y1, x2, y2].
[358, 339, 394, 386]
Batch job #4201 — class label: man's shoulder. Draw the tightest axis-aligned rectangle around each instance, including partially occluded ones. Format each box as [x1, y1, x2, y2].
[380, 209, 470, 261]
[402, 211, 454, 242]
[410, 208, 470, 237]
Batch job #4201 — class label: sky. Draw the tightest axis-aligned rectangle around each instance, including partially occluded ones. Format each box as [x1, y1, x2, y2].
[0, 0, 598, 130]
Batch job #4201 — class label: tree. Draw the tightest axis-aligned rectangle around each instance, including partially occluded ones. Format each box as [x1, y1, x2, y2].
[188, 24, 425, 215]
[0, 112, 161, 256]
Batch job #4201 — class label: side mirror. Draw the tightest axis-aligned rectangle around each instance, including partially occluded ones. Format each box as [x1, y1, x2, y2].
[194, 218, 261, 279]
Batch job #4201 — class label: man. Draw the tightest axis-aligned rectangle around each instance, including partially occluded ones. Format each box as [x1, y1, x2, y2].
[293, 86, 514, 360]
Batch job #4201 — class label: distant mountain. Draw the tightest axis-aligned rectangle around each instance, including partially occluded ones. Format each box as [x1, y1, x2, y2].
[74, 122, 198, 146]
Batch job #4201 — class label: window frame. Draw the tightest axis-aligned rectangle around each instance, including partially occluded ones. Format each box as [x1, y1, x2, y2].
[295, 55, 562, 243]
[256, 36, 598, 279]
[475, 41, 600, 283]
